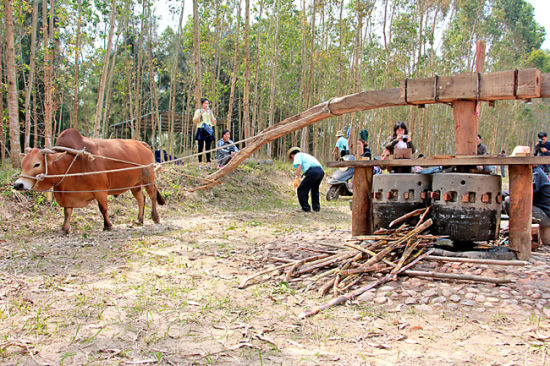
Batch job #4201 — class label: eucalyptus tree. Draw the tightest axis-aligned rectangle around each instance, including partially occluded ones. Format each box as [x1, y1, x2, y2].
[2, 0, 21, 166]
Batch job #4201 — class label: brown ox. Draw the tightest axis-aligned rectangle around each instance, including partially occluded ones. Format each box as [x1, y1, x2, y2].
[13, 129, 165, 234]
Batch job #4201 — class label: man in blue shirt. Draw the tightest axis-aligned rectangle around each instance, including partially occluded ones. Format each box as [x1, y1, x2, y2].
[287, 147, 325, 212]
[332, 130, 349, 159]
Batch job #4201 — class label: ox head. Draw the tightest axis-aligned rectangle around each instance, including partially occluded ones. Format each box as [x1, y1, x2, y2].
[13, 148, 58, 191]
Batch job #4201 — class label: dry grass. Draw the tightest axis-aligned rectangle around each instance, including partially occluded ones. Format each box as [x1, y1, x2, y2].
[0, 163, 548, 365]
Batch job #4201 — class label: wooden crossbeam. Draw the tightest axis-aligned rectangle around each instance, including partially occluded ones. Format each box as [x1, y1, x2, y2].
[402, 69, 541, 104]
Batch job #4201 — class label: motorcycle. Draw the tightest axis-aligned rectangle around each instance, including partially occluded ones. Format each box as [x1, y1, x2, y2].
[326, 155, 355, 201]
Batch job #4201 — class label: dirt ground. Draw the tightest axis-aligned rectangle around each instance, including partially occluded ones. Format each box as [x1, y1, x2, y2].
[0, 163, 549, 365]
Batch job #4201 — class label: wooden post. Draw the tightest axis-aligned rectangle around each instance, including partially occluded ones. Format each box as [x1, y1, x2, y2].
[352, 166, 373, 236]
[453, 100, 478, 155]
[509, 164, 532, 260]
[453, 40, 485, 157]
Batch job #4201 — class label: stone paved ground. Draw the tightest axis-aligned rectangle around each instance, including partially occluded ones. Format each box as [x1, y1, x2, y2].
[357, 244, 550, 319]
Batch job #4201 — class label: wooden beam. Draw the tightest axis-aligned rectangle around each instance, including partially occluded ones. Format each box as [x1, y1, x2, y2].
[405, 69, 542, 104]
[517, 69, 542, 99]
[541, 73, 550, 98]
[453, 100, 478, 156]
[327, 156, 550, 168]
[206, 69, 548, 187]
[509, 165, 533, 260]
[351, 167, 373, 236]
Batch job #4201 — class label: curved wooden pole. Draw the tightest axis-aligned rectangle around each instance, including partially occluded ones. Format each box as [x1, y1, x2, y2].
[206, 88, 403, 184]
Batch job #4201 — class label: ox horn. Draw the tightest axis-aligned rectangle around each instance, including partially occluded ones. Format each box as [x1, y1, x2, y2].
[25, 147, 32, 153]
[39, 148, 56, 155]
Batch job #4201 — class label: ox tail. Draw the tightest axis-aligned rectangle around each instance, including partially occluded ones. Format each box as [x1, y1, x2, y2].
[156, 186, 166, 205]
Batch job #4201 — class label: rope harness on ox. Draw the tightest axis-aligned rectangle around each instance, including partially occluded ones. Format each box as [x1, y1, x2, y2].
[17, 137, 244, 194]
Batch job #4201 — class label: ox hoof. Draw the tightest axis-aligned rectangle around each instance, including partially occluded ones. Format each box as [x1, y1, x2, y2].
[103, 225, 113, 231]
[61, 227, 70, 235]
[133, 220, 144, 226]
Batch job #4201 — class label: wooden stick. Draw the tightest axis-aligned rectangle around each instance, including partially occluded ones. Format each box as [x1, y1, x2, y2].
[415, 206, 432, 228]
[285, 260, 304, 282]
[390, 239, 421, 276]
[424, 256, 530, 266]
[344, 243, 397, 267]
[318, 277, 336, 296]
[238, 254, 329, 288]
[389, 207, 426, 228]
[338, 263, 388, 276]
[401, 270, 512, 284]
[295, 252, 356, 275]
[299, 249, 435, 318]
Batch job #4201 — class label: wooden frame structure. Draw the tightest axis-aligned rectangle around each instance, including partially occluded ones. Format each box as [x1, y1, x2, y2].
[328, 156, 550, 261]
[200, 65, 550, 259]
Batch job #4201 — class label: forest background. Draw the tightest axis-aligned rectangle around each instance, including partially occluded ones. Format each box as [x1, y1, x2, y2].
[1, 0, 550, 168]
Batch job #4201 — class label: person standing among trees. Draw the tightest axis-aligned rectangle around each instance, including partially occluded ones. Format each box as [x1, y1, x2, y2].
[193, 98, 216, 168]
[287, 147, 325, 213]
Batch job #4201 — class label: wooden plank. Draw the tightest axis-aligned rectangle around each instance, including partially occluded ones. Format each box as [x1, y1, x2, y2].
[405, 70, 542, 104]
[327, 155, 550, 168]
[479, 71, 516, 100]
[351, 167, 373, 236]
[453, 100, 478, 155]
[509, 165, 533, 260]
[541, 73, 550, 98]
[405, 77, 435, 104]
[516, 68, 541, 99]
[439, 73, 478, 101]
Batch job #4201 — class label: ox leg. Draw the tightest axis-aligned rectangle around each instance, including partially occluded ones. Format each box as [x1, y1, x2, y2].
[96, 195, 113, 231]
[131, 188, 145, 225]
[62, 208, 73, 234]
[145, 185, 160, 224]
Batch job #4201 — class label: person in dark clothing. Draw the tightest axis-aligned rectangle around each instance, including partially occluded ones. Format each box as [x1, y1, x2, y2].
[498, 150, 506, 177]
[287, 147, 325, 212]
[357, 129, 371, 158]
[477, 134, 488, 156]
[534, 131, 550, 174]
[215, 129, 239, 168]
[193, 97, 216, 167]
[476, 134, 493, 173]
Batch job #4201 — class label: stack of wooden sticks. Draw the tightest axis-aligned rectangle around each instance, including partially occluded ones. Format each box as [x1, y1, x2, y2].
[240, 207, 520, 317]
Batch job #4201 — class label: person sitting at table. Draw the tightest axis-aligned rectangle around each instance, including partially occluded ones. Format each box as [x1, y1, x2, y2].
[381, 121, 416, 173]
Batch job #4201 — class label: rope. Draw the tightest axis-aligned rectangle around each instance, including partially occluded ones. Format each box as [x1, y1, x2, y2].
[18, 99, 334, 188]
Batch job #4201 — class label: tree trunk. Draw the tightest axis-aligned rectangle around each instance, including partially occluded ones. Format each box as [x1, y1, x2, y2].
[192, 0, 201, 108]
[23, 0, 39, 148]
[42, 0, 53, 148]
[242, 0, 251, 140]
[168, 1, 185, 155]
[0, 44, 5, 165]
[267, 0, 281, 158]
[226, 0, 241, 132]
[3, 0, 21, 167]
[94, 0, 117, 138]
[71, 0, 82, 129]
[251, 0, 264, 141]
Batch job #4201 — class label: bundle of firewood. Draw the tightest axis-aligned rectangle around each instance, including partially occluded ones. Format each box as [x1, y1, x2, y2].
[239, 206, 518, 317]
